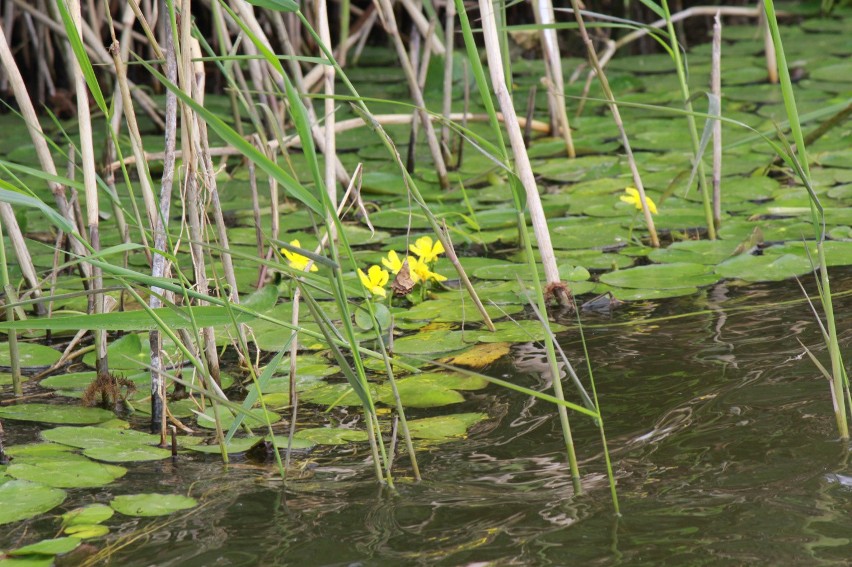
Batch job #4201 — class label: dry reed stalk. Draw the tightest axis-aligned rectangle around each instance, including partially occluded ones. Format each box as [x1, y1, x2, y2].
[67, 0, 107, 377]
[0, 1, 12, 93]
[440, 0, 455, 163]
[535, 0, 575, 158]
[476, 0, 567, 295]
[10, 0, 164, 129]
[0, 22, 91, 274]
[0, 205, 44, 315]
[177, 0, 221, 387]
[712, 13, 722, 229]
[149, 0, 179, 438]
[374, 0, 450, 189]
[760, 4, 778, 84]
[318, 0, 338, 237]
[398, 0, 445, 55]
[0, 221, 22, 396]
[566, 0, 660, 247]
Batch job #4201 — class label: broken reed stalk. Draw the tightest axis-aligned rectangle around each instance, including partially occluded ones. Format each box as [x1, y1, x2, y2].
[476, 0, 567, 292]
[0, 205, 43, 315]
[566, 0, 659, 247]
[535, 0, 575, 158]
[711, 13, 722, 229]
[68, 0, 108, 377]
[760, 4, 779, 84]
[374, 0, 450, 189]
[0, 221, 22, 397]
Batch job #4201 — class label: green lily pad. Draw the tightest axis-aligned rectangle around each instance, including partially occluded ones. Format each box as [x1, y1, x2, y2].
[715, 253, 814, 282]
[551, 220, 631, 250]
[300, 382, 378, 407]
[41, 426, 160, 449]
[9, 537, 81, 556]
[406, 413, 488, 440]
[4, 443, 75, 460]
[110, 493, 198, 517]
[7, 459, 126, 488]
[195, 406, 281, 430]
[391, 330, 467, 355]
[83, 445, 171, 463]
[293, 427, 369, 445]
[185, 437, 264, 454]
[608, 286, 700, 301]
[82, 333, 147, 371]
[0, 404, 114, 425]
[62, 504, 115, 526]
[396, 298, 522, 323]
[648, 240, 740, 265]
[475, 320, 569, 343]
[63, 524, 110, 539]
[378, 380, 464, 408]
[599, 262, 719, 289]
[264, 436, 315, 451]
[0, 343, 61, 369]
[0, 556, 55, 567]
[0, 480, 66, 525]
[763, 241, 852, 267]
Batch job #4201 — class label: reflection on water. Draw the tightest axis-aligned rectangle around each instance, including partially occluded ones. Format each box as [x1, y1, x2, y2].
[6, 273, 852, 565]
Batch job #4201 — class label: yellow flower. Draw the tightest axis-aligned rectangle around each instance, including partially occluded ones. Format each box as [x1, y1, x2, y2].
[409, 257, 447, 283]
[381, 250, 405, 274]
[358, 265, 389, 298]
[620, 187, 658, 215]
[409, 236, 445, 264]
[281, 239, 318, 272]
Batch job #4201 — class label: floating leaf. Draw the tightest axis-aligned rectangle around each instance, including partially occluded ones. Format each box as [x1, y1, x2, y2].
[0, 480, 66, 525]
[62, 504, 114, 526]
[715, 253, 813, 282]
[392, 330, 467, 355]
[441, 343, 511, 368]
[0, 404, 114, 425]
[195, 406, 280, 430]
[7, 459, 126, 488]
[186, 437, 263, 454]
[9, 537, 80, 556]
[83, 445, 171, 463]
[475, 320, 568, 343]
[293, 427, 369, 445]
[0, 343, 61, 369]
[41, 426, 159, 449]
[406, 413, 488, 440]
[244, 0, 298, 12]
[599, 263, 719, 289]
[648, 240, 740, 265]
[63, 524, 110, 539]
[110, 493, 198, 517]
[378, 381, 464, 408]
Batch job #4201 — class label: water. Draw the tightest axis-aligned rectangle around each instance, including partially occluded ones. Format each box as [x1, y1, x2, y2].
[4, 273, 844, 565]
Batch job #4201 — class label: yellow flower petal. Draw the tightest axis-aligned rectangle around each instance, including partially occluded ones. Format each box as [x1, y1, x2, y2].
[409, 236, 444, 263]
[281, 239, 318, 272]
[358, 266, 388, 298]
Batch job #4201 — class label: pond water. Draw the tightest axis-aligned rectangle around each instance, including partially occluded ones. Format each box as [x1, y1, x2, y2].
[5, 272, 851, 566]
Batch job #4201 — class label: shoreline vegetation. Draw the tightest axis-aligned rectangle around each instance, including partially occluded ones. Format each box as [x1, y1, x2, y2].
[0, 0, 851, 562]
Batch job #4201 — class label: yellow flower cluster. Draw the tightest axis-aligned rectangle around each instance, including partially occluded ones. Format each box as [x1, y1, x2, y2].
[359, 236, 447, 298]
[281, 239, 318, 272]
[620, 187, 658, 215]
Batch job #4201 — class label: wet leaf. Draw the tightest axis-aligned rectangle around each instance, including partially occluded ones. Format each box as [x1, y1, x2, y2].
[0, 404, 114, 425]
[599, 263, 719, 290]
[293, 427, 369, 445]
[0, 480, 66, 525]
[406, 413, 488, 440]
[62, 504, 114, 526]
[9, 537, 80, 556]
[83, 445, 171, 463]
[715, 253, 813, 282]
[441, 343, 511, 368]
[7, 459, 126, 488]
[62, 524, 110, 539]
[0, 343, 61, 369]
[186, 437, 264, 454]
[110, 493, 198, 517]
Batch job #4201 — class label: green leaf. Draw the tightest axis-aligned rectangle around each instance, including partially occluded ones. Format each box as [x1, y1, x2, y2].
[83, 445, 171, 463]
[186, 437, 263, 454]
[406, 413, 487, 440]
[9, 537, 80, 557]
[63, 524, 110, 539]
[599, 262, 720, 290]
[715, 253, 813, 282]
[1, 286, 279, 331]
[0, 182, 75, 235]
[54, 0, 107, 113]
[0, 480, 66, 526]
[110, 493, 197, 517]
[293, 427, 369, 445]
[0, 404, 114, 425]
[7, 459, 126, 488]
[41, 426, 159, 449]
[0, 343, 61, 369]
[244, 0, 299, 12]
[62, 504, 114, 526]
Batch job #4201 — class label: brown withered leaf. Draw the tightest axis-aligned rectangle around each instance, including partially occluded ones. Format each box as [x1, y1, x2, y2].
[391, 260, 417, 296]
